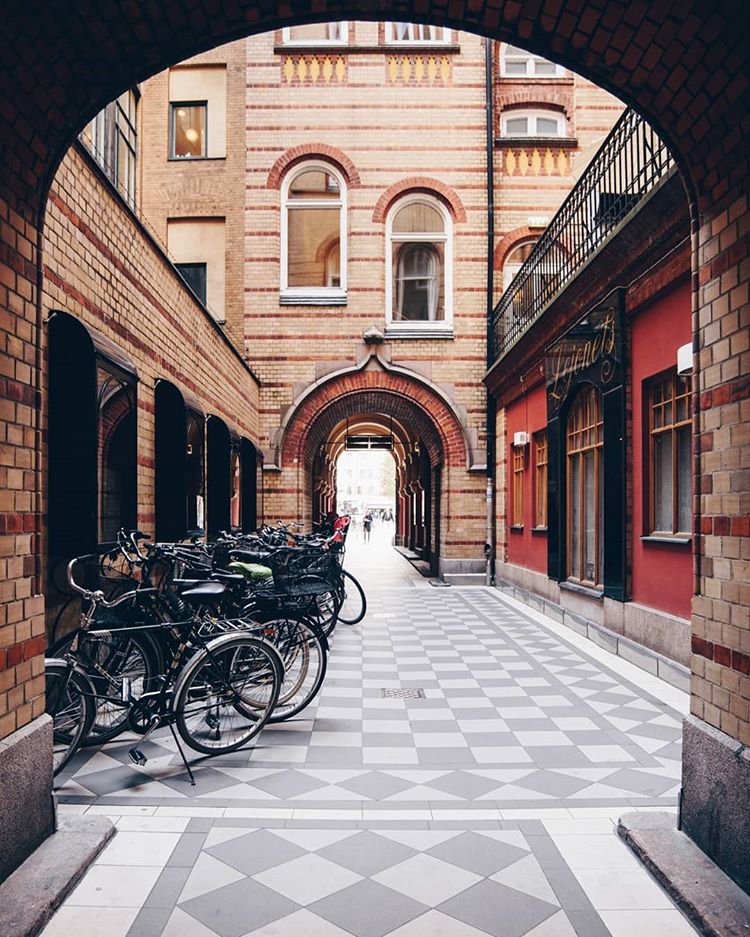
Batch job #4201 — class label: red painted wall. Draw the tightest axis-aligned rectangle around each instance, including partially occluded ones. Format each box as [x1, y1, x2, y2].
[630, 280, 692, 619]
[506, 382, 547, 574]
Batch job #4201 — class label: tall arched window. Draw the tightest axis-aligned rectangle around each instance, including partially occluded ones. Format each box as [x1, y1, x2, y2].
[386, 195, 452, 332]
[503, 239, 537, 290]
[281, 161, 347, 304]
[566, 386, 603, 587]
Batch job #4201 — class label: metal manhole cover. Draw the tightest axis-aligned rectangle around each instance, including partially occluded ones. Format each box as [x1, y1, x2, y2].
[381, 688, 426, 699]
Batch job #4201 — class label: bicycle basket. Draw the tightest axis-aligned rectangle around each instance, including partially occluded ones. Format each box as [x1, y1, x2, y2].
[265, 548, 341, 596]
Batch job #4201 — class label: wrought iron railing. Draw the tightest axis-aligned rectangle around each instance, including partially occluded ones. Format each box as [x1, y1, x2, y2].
[489, 108, 676, 363]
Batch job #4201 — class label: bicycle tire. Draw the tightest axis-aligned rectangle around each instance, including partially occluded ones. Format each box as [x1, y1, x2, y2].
[173, 633, 282, 755]
[45, 659, 96, 776]
[336, 570, 367, 626]
[256, 613, 328, 722]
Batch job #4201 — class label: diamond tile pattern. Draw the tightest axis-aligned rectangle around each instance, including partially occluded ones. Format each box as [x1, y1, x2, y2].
[59, 589, 682, 808]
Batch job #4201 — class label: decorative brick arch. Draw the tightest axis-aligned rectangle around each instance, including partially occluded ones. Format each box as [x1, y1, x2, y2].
[279, 366, 471, 470]
[494, 226, 540, 270]
[267, 144, 361, 190]
[372, 177, 467, 224]
[498, 93, 572, 121]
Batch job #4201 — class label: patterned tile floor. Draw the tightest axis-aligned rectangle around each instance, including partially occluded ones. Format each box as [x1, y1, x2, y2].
[44, 530, 697, 937]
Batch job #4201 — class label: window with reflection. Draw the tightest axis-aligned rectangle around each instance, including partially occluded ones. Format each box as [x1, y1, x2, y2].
[283, 22, 347, 43]
[566, 387, 603, 587]
[230, 443, 241, 530]
[282, 163, 347, 301]
[80, 88, 139, 207]
[385, 23, 451, 43]
[186, 411, 205, 532]
[648, 372, 691, 536]
[534, 431, 548, 529]
[387, 196, 451, 327]
[501, 45, 565, 77]
[171, 102, 207, 158]
[97, 364, 137, 541]
[501, 110, 566, 137]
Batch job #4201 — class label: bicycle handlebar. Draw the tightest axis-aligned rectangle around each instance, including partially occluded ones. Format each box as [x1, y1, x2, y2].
[65, 557, 156, 609]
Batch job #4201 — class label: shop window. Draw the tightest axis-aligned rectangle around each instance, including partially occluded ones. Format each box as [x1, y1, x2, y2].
[501, 45, 565, 77]
[282, 22, 347, 44]
[386, 195, 452, 331]
[501, 109, 566, 138]
[566, 386, 603, 587]
[170, 102, 207, 158]
[48, 313, 137, 564]
[385, 23, 451, 43]
[534, 431, 548, 529]
[207, 416, 231, 538]
[281, 162, 347, 304]
[79, 88, 139, 208]
[511, 445, 525, 528]
[155, 381, 206, 540]
[176, 262, 208, 304]
[186, 411, 206, 533]
[648, 372, 691, 536]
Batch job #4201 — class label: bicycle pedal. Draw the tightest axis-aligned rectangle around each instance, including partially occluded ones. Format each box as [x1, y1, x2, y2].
[128, 747, 148, 766]
[205, 713, 220, 730]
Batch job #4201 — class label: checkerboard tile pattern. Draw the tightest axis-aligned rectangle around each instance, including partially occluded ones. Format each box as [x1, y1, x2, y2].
[57, 588, 683, 809]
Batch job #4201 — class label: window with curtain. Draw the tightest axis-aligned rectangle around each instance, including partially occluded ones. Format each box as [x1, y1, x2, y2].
[281, 162, 347, 302]
[648, 372, 692, 535]
[387, 196, 451, 329]
[512, 445, 525, 527]
[501, 45, 565, 77]
[501, 109, 566, 138]
[385, 23, 451, 43]
[566, 387, 603, 587]
[534, 430, 548, 528]
[283, 22, 347, 43]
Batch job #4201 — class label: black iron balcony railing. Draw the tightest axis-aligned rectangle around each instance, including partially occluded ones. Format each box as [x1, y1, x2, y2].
[490, 108, 676, 364]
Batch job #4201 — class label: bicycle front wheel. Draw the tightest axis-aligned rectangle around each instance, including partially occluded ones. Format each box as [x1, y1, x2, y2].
[258, 614, 328, 722]
[45, 659, 96, 776]
[337, 570, 367, 625]
[173, 634, 282, 755]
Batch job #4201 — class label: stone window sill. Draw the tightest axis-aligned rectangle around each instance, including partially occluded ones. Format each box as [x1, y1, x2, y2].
[280, 290, 347, 306]
[640, 535, 692, 546]
[384, 327, 454, 340]
[560, 580, 604, 601]
[531, 526, 548, 534]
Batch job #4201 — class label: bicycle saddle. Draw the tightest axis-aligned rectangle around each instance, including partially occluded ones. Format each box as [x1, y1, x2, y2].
[178, 581, 227, 602]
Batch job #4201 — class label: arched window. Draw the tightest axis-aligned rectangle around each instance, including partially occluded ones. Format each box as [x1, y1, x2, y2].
[503, 239, 537, 290]
[281, 161, 347, 303]
[386, 195, 452, 331]
[501, 45, 565, 78]
[566, 386, 603, 587]
[501, 109, 567, 138]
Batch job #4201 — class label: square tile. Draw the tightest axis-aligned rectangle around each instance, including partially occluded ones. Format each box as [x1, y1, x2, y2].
[438, 879, 559, 937]
[427, 831, 529, 876]
[310, 879, 427, 937]
[318, 830, 416, 876]
[207, 829, 306, 876]
[253, 854, 362, 904]
[372, 853, 481, 905]
[180, 877, 298, 937]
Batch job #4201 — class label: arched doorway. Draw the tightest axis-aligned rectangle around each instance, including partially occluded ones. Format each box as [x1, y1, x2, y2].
[0, 0, 748, 895]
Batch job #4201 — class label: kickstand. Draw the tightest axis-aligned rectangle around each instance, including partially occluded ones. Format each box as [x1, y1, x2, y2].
[169, 723, 196, 785]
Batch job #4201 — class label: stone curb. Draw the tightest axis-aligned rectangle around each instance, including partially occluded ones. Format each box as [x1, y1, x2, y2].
[0, 813, 115, 937]
[617, 811, 750, 937]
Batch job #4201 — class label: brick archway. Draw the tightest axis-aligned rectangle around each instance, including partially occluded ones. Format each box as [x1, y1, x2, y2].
[280, 368, 469, 469]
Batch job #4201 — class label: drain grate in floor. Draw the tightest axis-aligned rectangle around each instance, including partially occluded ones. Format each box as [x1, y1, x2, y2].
[381, 688, 426, 699]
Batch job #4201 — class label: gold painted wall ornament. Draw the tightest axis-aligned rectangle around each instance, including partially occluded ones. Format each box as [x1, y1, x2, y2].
[281, 55, 347, 83]
[387, 55, 452, 83]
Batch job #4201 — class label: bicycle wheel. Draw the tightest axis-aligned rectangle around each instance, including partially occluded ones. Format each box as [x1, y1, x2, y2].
[173, 633, 282, 755]
[336, 570, 367, 625]
[81, 631, 163, 744]
[45, 659, 96, 776]
[257, 614, 328, 722]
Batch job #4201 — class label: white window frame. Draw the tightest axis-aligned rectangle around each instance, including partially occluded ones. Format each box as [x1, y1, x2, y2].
[501, 45, 565, 77]
[384, 23, 452, 44]
[385, 194, 453, 335]
[281, 22, 348, 45]
[280, 160, 347, 305]
[501, 109, 567, 138]
[502, 238, 538, 290]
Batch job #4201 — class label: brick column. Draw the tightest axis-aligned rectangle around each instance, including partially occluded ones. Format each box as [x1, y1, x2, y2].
[681, 190, 750, 892]
[0, 196, 55, 883]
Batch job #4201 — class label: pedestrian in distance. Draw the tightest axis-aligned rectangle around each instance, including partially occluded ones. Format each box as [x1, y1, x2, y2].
[363, 511, 373, 543]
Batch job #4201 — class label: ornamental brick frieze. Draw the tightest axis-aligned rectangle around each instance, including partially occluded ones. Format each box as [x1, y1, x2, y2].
[281, 54, 346, 83]
[387, 55, 451, 84]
